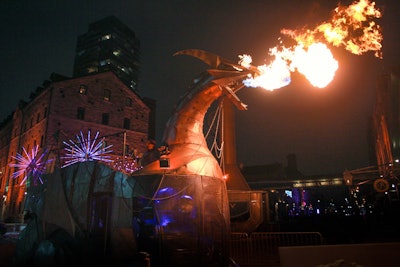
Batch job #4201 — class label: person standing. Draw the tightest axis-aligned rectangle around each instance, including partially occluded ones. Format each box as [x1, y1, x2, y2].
[140, 139, 160, 166]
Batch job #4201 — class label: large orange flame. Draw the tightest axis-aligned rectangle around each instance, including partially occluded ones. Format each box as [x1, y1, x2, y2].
[241, 0, 383, 91]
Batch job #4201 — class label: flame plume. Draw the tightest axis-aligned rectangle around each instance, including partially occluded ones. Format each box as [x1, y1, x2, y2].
[241, 0, 383, 91]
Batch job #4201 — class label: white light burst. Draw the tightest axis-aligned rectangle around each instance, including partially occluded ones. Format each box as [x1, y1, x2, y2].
[9, 145, 49, 185]
[62, 130, 113, 168]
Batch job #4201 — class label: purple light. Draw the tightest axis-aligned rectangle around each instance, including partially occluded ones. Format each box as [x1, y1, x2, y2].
[9, 145, 50, 185]
[160, 217, 172, 227]
[155, 187, 176, 199]
[61, 130, 113, 168]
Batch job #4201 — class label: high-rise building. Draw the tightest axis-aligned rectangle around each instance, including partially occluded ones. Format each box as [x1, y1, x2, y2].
[73, 15, 156, 138]
[73, 16, 141, 92]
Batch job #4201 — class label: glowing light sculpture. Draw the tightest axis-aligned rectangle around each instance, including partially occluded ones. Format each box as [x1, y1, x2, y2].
[9, 145, 49, 185]
[107, 155, 142, 174]
[62, 130, 113, 168]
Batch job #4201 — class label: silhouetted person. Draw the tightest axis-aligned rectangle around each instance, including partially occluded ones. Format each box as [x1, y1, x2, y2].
[140, 139, 160, 166]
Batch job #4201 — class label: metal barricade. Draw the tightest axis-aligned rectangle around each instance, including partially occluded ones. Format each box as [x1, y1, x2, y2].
[229, 232, 250, 266]
[229, 232, 324, 267]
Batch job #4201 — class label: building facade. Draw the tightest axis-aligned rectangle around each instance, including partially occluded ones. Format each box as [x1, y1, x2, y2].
[0, 71, 152, 222]
[73, 15, 141, 92]
[0, 15, 157, 222]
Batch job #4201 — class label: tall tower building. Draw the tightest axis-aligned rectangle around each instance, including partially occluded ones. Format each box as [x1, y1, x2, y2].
[73, 16, 141, 91]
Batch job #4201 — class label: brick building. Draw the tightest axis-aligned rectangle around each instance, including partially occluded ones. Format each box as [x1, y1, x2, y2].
[0, 71, 152, 222]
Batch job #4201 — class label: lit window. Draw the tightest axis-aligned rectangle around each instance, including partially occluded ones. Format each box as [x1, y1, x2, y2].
[101, 34, 111, 41]
[79, 85, 87, 95]
[100, 59, 111, 66]
[87, 66, 98, 73]
[103, 89, 111, 101]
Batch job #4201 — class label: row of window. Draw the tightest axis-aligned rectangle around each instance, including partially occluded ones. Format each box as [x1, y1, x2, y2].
[77, 108, 141, 130]
[13, 107, 48, 137]
[78, 85, 133, 107]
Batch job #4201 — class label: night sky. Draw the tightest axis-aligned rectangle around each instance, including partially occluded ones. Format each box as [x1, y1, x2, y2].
[1, 0, 399, 175]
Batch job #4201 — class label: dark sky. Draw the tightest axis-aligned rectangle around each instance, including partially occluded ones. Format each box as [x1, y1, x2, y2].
[1, 0, 399, 175]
